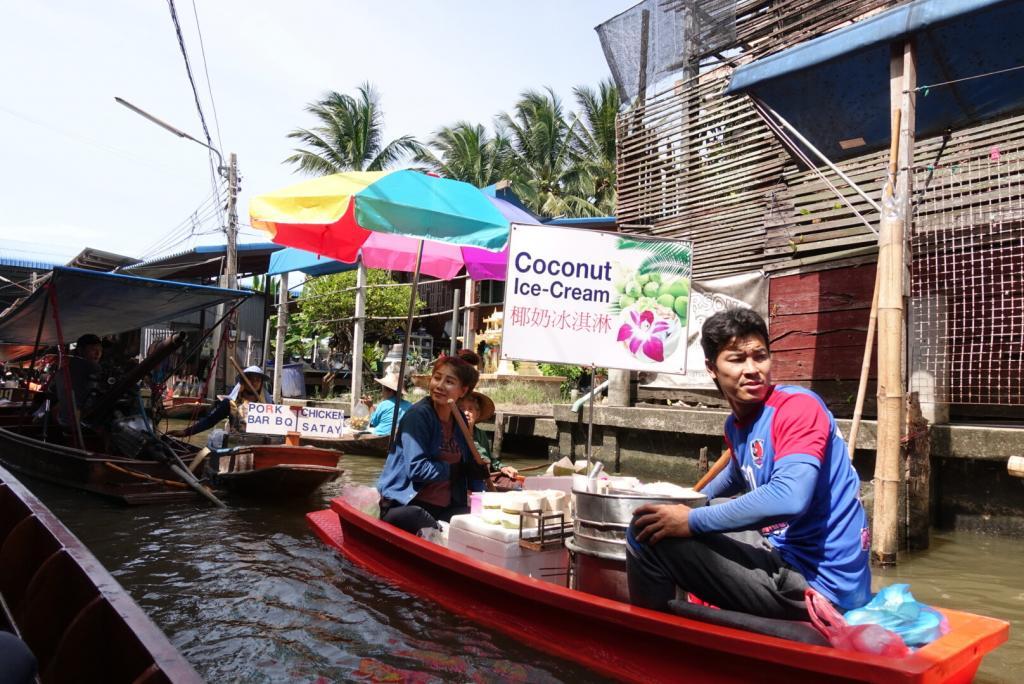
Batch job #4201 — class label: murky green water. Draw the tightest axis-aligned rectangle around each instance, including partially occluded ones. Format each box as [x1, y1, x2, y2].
[18, 446, 1022, 682]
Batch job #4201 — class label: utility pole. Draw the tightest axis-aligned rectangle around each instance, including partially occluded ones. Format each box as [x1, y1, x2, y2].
[208, 152, 238, 396]
[225, 152, 239, 290]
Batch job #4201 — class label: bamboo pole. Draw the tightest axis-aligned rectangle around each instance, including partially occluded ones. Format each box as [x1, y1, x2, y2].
[848, 108, 901, 459]
[872, 40, 916, 567]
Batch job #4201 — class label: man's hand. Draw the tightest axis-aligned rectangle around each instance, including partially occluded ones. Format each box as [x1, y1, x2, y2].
[360, 395, 373, 408]
[499, 466, 518, 479]
[632, 504, 693, 544]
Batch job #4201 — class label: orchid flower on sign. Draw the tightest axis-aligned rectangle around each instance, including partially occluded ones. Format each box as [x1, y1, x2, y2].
[617, 309, 672, 362]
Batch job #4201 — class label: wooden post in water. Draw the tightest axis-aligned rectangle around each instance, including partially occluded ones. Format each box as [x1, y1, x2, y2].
[273, 272, 289, 404]
[873, 40, 916, 566]
[904, 392, 931, 550]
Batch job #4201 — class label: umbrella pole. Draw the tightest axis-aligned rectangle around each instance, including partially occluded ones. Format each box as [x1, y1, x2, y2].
[351, 257, 367, 418]
[388, 241, 425, 451]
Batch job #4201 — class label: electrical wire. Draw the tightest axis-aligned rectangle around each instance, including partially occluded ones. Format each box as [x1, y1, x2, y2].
[140, 190, 225, 259]
[190, 0, 223, 153]
[166, 0, 226, 233]
[140, 195, 222, 258]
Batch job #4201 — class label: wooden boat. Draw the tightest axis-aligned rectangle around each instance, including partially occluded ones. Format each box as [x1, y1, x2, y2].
[303, 431, 390, 457]
[0, 423, 203, 505]
[0, 463, 202, 682]
[208, 444, 342, 498]
[160, 396, 211, 419]
[308, 498, 1010, 684]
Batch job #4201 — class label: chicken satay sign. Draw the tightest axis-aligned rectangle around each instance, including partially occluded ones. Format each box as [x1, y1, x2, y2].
[500, 223, 692, 373]
[244, 403, 345, 438]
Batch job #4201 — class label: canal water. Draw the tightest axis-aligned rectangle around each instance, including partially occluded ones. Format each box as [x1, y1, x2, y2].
[21, 450, 1022, 683]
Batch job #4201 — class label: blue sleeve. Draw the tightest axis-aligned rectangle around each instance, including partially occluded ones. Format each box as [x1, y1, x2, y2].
[368, 404, 384, 428]
[689, 455, 820, 535]
[182, 399, 230, 436]
[401, 411, 449, 484]
[700, 459, 744, 500]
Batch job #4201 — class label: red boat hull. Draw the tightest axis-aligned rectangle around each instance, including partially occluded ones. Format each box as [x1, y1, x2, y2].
[308, 499, 1009, 684]
[211, 445, 341, 498]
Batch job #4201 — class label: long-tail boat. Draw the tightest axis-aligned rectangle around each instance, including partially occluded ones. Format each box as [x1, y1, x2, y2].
[0, 463, 201, 682]
[205, 443, 342, 498]
[302, 431, 390, 457]
[0, 267, 250, 504]
[308, 498, 1009, 683]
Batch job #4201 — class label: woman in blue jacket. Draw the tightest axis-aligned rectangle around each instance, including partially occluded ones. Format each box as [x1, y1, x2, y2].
[376, 355, 488, 534]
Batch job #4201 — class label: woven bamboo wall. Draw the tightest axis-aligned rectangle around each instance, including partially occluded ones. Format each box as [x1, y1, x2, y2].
[616, 0, 899, 279]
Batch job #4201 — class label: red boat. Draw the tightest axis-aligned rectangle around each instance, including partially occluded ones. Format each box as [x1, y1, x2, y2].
[209, 444, 342, 498]
[160, 396, 211, 419]
[308, 498, 1009, 683]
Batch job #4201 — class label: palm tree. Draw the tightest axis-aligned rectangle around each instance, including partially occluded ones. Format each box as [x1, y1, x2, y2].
[573, 79, 620, 215]
[497, 88, 599, 218]
[413, 122, 511, 187]
[285, 82, 418, 174]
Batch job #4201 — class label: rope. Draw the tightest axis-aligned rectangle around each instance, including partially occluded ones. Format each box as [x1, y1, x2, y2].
[911, 64, 1024, 93]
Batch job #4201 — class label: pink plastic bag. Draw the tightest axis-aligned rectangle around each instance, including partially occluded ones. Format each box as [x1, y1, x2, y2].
[806, 589, 910, 658]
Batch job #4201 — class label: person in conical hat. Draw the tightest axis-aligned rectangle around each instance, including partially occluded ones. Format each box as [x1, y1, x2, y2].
[457, 390, 519, 489]
[166, 365, 270, 439]
[361, 372, 412, 436]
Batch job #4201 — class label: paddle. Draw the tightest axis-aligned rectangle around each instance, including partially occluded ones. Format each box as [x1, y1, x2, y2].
[447, 398, 497, 492]
[694, 449, 732, 492]
[228, 357, 263, 399]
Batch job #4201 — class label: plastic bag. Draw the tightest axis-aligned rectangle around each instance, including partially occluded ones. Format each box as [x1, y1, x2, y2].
[844, 584, 949, 648]
[419, 520, 449, 546]
[339, 484, 380, 517]
[806, 589, 910, 658]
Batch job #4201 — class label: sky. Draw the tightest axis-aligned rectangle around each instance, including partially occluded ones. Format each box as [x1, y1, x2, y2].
[0, 0, 629, 266]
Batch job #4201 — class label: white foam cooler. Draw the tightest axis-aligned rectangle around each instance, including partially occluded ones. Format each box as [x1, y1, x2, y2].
[448, 514, 567, 585]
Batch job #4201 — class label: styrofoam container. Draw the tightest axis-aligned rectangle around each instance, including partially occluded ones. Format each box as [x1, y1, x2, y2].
[523, 475, 574, 493]
[448, 514, 568, 584]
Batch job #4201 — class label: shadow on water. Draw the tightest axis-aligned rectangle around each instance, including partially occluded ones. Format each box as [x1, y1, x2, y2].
[20, 451, 1022, 683]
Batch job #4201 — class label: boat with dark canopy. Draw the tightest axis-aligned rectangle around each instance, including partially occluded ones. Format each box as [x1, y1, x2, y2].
[0, 267, 249, 504]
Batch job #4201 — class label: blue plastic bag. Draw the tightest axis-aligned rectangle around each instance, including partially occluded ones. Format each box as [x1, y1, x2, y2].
[844, 584, 949, 648]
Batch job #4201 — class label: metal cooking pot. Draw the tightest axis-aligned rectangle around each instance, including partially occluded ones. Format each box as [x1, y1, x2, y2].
[573, 488, 707, 526]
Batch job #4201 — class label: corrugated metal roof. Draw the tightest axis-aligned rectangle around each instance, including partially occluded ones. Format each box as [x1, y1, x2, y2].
[0, 256, 60, 270]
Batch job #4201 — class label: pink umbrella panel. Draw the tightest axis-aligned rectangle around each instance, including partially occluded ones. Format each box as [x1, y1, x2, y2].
[322, 195, 533, 281]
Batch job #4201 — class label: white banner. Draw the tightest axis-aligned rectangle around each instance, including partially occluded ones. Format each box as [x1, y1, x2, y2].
[641, 270, 768, 389]
[244, 403, 345, 438]
[501, 224, 692, 373]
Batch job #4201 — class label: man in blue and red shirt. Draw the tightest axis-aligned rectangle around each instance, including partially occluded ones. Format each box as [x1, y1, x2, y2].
[627, 308, 871, 619]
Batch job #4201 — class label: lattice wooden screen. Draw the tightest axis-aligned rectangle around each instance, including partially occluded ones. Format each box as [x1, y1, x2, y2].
[910, 129, 1024, 405]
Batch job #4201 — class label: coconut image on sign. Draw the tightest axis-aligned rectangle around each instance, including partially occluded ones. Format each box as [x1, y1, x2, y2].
[611, 239, 691, 364]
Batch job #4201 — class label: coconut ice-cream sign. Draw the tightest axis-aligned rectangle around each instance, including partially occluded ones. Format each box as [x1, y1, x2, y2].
[501, 224, 692, 374]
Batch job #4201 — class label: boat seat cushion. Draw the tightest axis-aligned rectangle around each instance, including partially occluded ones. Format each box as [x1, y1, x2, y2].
[667, 599, 830, 647]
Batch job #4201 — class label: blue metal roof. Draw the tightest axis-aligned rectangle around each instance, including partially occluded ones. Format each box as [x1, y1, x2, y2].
[725, 0, 1024, 161]
[0, 256, 60, 270]
[544, 216, 616, 226]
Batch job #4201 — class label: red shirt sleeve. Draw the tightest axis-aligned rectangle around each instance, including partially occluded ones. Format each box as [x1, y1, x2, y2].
[771, 393, 829, 462]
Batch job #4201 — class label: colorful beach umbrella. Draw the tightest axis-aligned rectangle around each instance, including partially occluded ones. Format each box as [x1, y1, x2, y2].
[250, 169, 513, 262]
[252, 172, 539, 280]
[251, 169, 540, 448]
